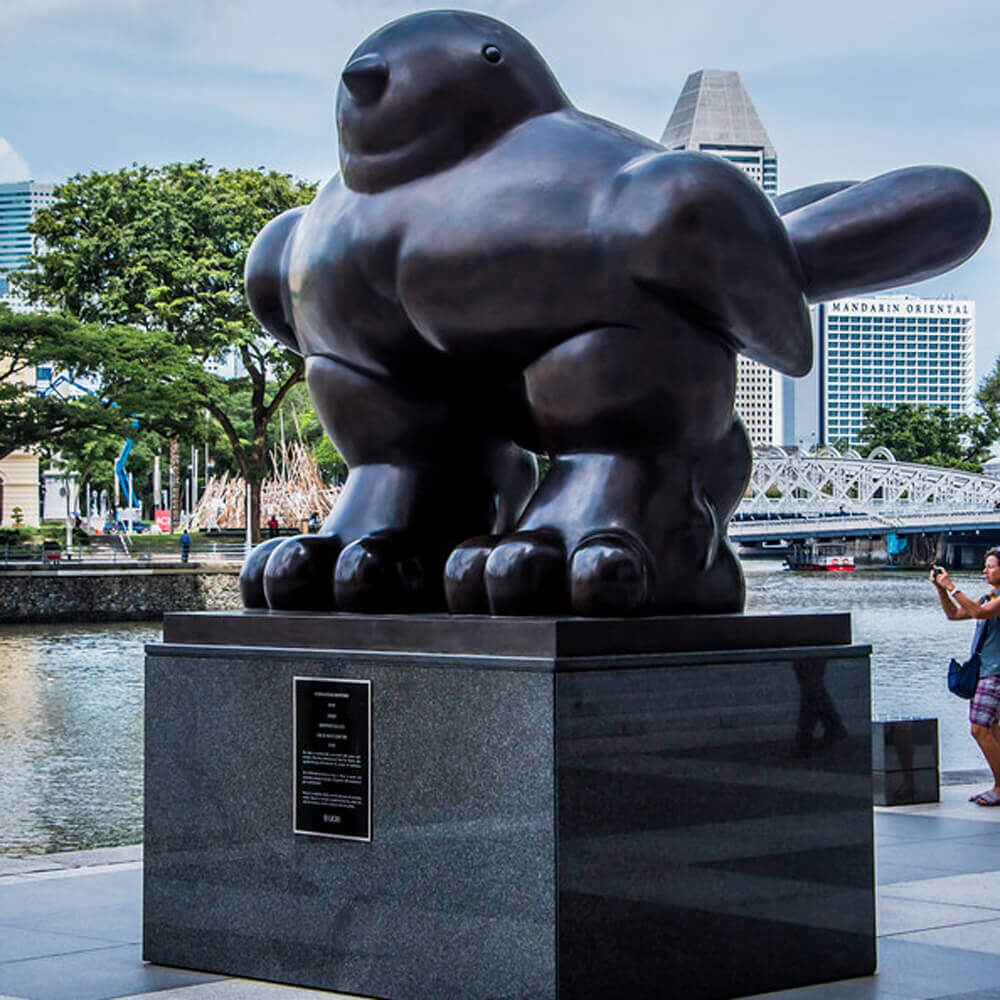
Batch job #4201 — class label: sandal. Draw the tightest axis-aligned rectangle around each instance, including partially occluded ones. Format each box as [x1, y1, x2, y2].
[970, 789, 994, 801]
[973, 790, 1000, 807]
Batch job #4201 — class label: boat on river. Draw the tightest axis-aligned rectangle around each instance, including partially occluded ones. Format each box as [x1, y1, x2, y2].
[784, 540, 855, 572]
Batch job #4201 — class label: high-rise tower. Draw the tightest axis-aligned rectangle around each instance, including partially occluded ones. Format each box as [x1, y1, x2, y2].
[661, 70, 783, 447]
[818, 295, 975, 447]
[0, 180, 55, 311]
[0, 172, 49, 526]
[660, 69, 778, 195]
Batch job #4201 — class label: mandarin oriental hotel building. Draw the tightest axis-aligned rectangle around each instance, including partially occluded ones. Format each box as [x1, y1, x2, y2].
[819, 295, 975, 447]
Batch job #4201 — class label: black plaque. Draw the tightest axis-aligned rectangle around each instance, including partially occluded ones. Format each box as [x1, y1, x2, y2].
[293, 676, 371, 840]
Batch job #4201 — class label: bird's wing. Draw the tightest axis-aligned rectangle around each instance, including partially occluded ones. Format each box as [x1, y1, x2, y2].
[245, 205, 308, 353]
[781, 167, 991, 302]
[773, 181, 857, 216]
[611, 150, 812, 376]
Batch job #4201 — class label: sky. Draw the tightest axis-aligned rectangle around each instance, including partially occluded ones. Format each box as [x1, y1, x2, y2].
[2, 0, 998, 377]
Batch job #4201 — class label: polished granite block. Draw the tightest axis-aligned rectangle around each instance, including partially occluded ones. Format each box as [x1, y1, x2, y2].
[872, 719, 939, 806]
[555, 655, 875, 1000]
[162, 609, 851, 657]
[145, 612, 874, 1000]
[144, 651, 556, 1000]
[872, 719, 939, 772]
[874, 768, 940, 807]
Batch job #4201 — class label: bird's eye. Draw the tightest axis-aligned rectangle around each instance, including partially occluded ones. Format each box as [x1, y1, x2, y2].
[482, 44, 502, 63]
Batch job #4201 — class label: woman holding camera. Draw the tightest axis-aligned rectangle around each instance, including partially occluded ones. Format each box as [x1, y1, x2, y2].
[932, 549, 1000, 806]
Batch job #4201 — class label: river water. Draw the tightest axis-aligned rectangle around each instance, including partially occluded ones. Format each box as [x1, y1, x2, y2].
[0, 564, 991, 855]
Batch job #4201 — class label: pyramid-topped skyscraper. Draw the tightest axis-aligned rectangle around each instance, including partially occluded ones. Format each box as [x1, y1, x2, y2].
[660, 69, 777, 195]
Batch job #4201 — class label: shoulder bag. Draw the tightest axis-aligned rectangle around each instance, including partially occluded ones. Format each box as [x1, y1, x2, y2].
[948, 604, 991, 699]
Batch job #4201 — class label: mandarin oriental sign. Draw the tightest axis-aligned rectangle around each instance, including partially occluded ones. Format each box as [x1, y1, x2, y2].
[828, 298, 972, 316]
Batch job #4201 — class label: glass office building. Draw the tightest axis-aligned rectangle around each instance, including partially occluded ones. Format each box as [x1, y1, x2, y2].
[0, 180, 55, 311]
[0, 179, 50, 525]
[819, 295, 975, 447]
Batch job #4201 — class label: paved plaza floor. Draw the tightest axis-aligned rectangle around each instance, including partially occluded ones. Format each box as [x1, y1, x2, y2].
[3, 781, 1000, 1000]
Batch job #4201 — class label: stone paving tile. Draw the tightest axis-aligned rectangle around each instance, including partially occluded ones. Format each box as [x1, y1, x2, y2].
[874, 815, 1000, 842]
[0, 943, 221, 1000]
[0, 867, 141, 944]
[745, 978, 909, 998]
[0, 857, 64, 878]
[931, 989, 1000, 999]
[0, 924, 131, 964]
[118, 980, 358, 998]
[879, 871, 1000, 910]
[945, 830, 1000, 848]
[877, 861, 958, 885]
[0, 861, 143, 888]
[880, 785, 1000, 824]
[44, 845, 142, 869]
[890, 917, 1000, 956]
[0, 846, 142, 880]
[877, 841, 1000, 878]
[868, 938, 1000, 999]
[876, 896, 1000, 937]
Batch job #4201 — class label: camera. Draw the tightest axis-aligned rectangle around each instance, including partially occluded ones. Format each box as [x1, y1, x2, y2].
[932, 565, 944, 578]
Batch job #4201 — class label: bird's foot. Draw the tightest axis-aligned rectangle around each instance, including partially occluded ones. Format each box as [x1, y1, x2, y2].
[241, 530, 447, 613]
[444, 453, 745, 617]
[263, 534, 343, 611]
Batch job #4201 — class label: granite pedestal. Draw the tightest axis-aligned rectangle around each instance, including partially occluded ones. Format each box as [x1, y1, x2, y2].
[144, 611, 875, 1000]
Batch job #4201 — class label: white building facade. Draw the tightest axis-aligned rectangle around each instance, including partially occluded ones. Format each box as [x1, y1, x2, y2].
[819, 295, 975, 447]
[735, 354, 783, 448]
[204, 348, 247, 380]
[661, 69, 783, 447]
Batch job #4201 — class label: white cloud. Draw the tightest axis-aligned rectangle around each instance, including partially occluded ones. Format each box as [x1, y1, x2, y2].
[4, 0, 999, 369]
[0, 139, 31, 182]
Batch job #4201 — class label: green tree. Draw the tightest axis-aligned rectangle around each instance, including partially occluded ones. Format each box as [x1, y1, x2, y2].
[0, 306, 131, 460]
[858, 402, 995, 472]
[14, 161, 317, 538]
[976, 356, 1000, 432]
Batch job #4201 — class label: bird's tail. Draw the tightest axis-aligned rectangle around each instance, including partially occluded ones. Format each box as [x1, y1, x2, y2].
[777, 167, 991, 302]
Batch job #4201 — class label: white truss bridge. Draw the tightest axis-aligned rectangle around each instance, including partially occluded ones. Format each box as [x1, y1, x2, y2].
[731, 446, 1000, 541]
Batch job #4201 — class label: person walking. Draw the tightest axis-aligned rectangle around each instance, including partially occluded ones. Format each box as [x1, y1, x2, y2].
[179, 529, 192, 564]
[932, 549, 1000, 806]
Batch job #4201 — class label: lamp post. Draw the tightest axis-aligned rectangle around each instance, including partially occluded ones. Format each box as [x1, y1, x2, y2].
[64, 473, 72, 555]
[245, 482, 252, 556]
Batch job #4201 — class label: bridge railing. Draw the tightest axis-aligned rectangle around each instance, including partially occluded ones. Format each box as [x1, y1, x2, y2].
[735, 499, 990, 519]
[729, 507, 1000, 540]
[746, 449, 1000, 514]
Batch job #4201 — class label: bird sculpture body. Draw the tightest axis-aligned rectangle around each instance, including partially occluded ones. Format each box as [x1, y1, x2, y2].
[240, 9, 991, 616]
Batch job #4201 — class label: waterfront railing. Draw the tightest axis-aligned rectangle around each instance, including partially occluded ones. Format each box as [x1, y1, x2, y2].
[1, 540, 248, 566]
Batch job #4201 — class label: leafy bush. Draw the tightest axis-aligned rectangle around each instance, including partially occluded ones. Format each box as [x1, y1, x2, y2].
[0, 527, 30, 546]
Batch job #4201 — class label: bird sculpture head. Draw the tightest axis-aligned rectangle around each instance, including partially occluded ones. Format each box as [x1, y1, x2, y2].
[336, 10, 570, 193]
